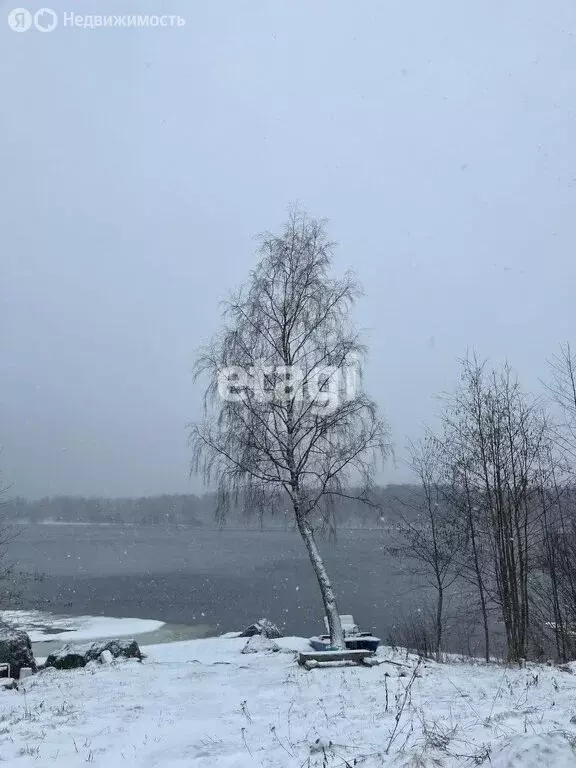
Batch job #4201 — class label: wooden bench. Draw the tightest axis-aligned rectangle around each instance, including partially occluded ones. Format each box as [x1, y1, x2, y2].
[298, 649, 377, 669]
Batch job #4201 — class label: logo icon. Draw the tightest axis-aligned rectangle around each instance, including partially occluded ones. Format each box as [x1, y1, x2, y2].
[34, 8, 57, 32]
[7, 8, 32, 31]
[7, 7, 57, 32]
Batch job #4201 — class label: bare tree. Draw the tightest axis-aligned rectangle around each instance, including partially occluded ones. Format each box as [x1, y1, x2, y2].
[546, 342, 576, 473]
[451, 456, 494, 662]
[531, 447, 576, 662]
[523, 344, 576, 660]
[395, 438, 468, 659]
[441, 356, 549, 662]
[190, 209, 389, 648]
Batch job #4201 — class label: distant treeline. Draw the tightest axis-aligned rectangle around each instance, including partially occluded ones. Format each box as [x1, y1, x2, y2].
[2, 485, 422, 528]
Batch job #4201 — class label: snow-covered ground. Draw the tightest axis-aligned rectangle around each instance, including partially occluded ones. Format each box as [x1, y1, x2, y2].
[0, 610, 164, 642]
[3, 634, 576, 767]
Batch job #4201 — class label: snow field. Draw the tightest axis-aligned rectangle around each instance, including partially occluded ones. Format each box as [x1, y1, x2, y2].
[3, 635, 576, 766]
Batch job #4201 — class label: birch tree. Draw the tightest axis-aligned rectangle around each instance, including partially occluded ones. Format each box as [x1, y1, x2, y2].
[190, 209, 389, 648]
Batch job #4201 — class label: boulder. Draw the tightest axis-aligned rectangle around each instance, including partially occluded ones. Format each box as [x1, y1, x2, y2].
[100, 638, 143, 661]
[239, 619, 282, 639]
[0, 627, 37, 680]
[241, 635, 280, 654]
[99, 650, 113, 665]
[46, 647, 86, 670]
[45, 638, 143, 671]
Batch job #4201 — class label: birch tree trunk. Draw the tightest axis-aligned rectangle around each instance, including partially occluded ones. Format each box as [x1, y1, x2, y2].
[295, 512, 345, 649]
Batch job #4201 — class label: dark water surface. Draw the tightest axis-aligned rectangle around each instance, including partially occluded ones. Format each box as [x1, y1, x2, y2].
[6, 524, 453, 643]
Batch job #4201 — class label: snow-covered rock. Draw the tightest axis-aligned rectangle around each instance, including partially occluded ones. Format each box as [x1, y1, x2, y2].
[0, 626, 37, 679]
[239, 618, 282, 639]
[99, 650, 113, 665]
[241, 634, 280, 654]
[45, 638, 143, 670]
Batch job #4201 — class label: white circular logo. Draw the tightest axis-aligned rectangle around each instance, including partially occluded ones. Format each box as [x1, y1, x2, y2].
[34, 7, 57, 32]
[7, 8, 32, 31]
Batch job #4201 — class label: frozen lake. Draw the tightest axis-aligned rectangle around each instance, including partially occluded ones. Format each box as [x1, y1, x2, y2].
[5, 523, 482, 650]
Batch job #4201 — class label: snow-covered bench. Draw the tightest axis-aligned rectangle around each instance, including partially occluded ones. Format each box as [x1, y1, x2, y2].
[298, 649, 377, 669]
[324, 615, 359, 636]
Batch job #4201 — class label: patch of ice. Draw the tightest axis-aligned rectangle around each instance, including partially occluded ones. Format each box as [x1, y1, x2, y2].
[1, 610, 164, 642]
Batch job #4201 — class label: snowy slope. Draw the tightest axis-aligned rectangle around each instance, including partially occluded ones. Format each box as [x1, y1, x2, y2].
[2, 636, 576, 767]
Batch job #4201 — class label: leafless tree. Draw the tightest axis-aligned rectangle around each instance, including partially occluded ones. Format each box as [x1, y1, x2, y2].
[189, 209, 389, 648]
[546, 342, 576, 473]
[395, 438, 468, 659]
[527, 343, 576, 660]
[530, 447, 576, 662]
[441, 356, 549, 662]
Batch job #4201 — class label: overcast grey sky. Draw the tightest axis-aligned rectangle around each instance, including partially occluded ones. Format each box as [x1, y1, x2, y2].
[1, 0, 575, 498]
